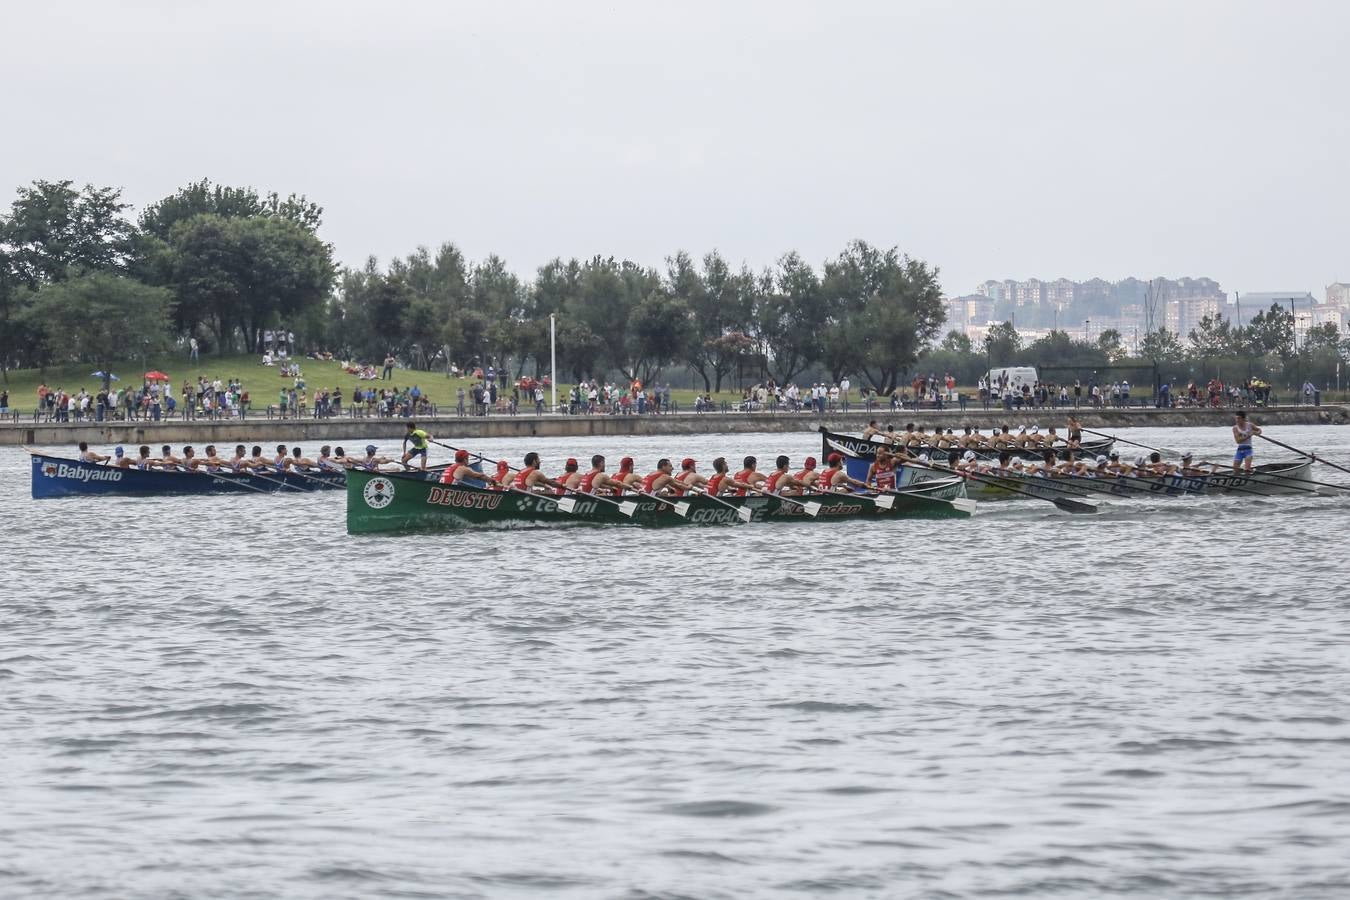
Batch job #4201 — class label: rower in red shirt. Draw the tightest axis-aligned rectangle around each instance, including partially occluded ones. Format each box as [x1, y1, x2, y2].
[793, 456, 820, 490]
[705, 457, 731, 496]
[763, 455, 807, 495]
[731, 455, 766, 496]
[816, 452, 869, 492]
[439, 449, 479, 485]
[672, 458, 708, 495]
[554, 457, 583, 494]
[580, 455, 623, 495]
[865, 447, 898, 492]
[511, 451, 568, 493]
[613, 456, 641, 492]
[639, 459, 677, 494]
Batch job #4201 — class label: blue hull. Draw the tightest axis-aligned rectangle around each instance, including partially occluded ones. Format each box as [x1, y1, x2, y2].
[30, 453, 347, 499]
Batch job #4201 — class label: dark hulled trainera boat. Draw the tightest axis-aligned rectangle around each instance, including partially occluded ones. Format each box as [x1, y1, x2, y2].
[345, 468, 974, 534]
[29, 451, 347, 499]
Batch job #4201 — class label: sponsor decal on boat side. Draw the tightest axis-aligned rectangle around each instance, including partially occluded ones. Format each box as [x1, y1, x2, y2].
[46, 463, 123, 483]
[427, 487, 503, 510]
[364, 478, 396, 509]
[688, 508, 740, 525]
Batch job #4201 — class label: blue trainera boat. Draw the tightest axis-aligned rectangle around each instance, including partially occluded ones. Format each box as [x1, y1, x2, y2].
[29, 451, 348, 499]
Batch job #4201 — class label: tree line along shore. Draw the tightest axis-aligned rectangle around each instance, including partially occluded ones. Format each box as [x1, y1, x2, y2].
[3, 177, 1346, 408]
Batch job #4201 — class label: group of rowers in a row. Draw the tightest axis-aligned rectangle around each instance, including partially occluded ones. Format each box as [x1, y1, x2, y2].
[77, 442, 398, 474]
[861, 419, 1095, 451]
[439, 450, 883, 496]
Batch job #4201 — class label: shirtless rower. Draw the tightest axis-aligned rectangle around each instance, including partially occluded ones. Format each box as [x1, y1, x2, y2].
[316, 446, 343, 472]
[181, 446, 200, 470]
[1143, 451, 1177, 476]
[134, 445, 158, 470]
[816, 452, 869, 492]
[199, 445, 227, 473]
[272, 443, 291, 470]
[861, 420, 881, 440]
[511, 451, 568, 493]
[1178, 452, 1208, 477]
[581, 455, 624, 495]
[763, 455, 808, 495]
[228, 444, 252, 473]
[247, 445, 270, 470]
[731, 455, 767, 495]
[1232, 410, 1261, 473]
[78, 441, 109, 464]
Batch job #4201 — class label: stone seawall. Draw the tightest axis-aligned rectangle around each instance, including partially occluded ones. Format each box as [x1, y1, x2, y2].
[4, 405, 1344, 447]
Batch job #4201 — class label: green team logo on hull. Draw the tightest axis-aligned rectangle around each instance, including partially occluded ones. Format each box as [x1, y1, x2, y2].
[363, 477, 395, 509]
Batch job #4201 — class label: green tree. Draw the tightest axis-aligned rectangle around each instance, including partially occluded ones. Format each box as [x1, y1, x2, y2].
[1245, 303, 1294, 358]
[939, 330, 973, 354]
[667, 250, 756, 393]
[1096, 328, 1124, 361]
[1187, 314, 1243, 357]
[1139, 328, 1186, 364]
[25, 274, 173, 382]
[984, 320, 1021, 365]
[755, 252, 820, 384]
[138, 178, 323, 240]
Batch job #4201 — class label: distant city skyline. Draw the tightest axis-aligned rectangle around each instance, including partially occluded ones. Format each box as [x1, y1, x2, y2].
[1, 1, 1346, 300]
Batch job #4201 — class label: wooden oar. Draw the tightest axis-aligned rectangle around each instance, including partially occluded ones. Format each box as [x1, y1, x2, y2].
[1081, 427, 1184, 457]
[923, 462, 1098, 514]
[869, 485, 978, 516]
[1256, 434, 1350, 479]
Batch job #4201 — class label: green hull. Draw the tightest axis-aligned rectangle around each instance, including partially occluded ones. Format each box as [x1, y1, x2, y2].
[346, 470, 972, 534]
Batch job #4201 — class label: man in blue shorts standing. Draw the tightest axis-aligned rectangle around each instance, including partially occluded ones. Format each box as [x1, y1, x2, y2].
[1232, 410, 1261, 473]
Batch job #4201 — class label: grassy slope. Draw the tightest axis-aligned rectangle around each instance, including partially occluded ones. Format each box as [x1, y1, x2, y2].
[0, 353, 726, 413]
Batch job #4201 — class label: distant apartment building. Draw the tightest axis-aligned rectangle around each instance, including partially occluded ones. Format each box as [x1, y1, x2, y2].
[944, 295, 995, 330]
[1236, 291, 1316, 314]
[1326, 283, 1350, 307]
[1311, 305, 1346, 332]
[1164, 297, 1223, 338]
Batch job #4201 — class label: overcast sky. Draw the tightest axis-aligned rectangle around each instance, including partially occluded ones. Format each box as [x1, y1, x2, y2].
[4, 0, 1346, 297]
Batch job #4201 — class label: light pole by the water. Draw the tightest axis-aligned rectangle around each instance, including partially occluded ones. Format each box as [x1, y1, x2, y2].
[549, 314, 557, 415]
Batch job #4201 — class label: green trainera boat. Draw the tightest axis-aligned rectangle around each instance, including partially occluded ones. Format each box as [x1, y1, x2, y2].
[346, 469, 973, 534]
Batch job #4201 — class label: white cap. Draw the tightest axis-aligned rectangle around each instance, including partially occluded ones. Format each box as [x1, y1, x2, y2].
[1011, 458, 1024, 467]
[1095, 455, 1108, 465]
[1031, 426, 1039, 433]
[962, 450, 976, 462]
[1135, 455, 1147, 466]
[918, 453, 931, 463]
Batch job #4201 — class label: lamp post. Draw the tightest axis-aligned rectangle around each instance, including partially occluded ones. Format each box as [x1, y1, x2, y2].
[549, 314, 557, 415]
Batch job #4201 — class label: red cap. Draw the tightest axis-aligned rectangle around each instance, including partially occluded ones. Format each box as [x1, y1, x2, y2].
[681, 457, 695, 469]
[827, 453, 842, 465]
[803, 456, 817, 469]
[455, 449, 469, 462]
[496, 459, 510, 472]
[565, 457, 578, 467]
[619, 457, 634, 471]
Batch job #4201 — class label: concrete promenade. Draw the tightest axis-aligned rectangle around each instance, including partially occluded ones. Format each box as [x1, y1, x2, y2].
[3, 404, 1345, 447]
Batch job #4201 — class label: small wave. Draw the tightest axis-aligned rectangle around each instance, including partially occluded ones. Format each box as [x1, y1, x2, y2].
[658, 800, 778, 817]
[769, 701, 882, 713]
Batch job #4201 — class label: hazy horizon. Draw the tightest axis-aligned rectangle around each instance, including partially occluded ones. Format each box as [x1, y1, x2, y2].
[3, 0, 1346, 296]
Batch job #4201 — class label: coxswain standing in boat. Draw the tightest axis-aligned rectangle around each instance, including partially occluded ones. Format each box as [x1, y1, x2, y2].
[1232, 410, 1261, 473]
[816, 453, 869, 492]
[580, 455, 623, 495]
[764, 455, 808, 495]
[866, 447, 898, 492]
[402, 422, 431, 471]
[512, 451, 568, 493]
[78, 441, 109, 464]
[1066, 416, 1084, 457]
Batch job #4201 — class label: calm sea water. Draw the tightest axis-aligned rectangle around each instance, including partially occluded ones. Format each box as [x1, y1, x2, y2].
[3, 424, 1349, 899]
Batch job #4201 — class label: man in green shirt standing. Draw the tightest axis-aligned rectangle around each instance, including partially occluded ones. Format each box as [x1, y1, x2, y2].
[402, 421, 431, 470]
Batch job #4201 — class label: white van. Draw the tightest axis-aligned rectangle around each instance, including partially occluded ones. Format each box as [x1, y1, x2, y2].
[986, 366, 1038, 393]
